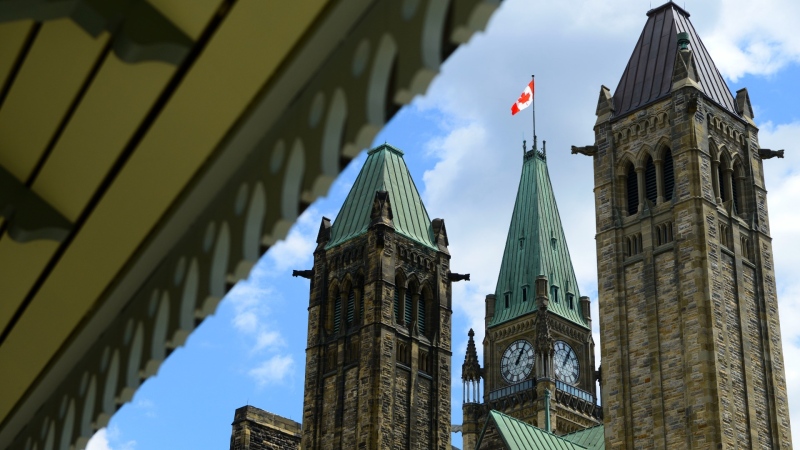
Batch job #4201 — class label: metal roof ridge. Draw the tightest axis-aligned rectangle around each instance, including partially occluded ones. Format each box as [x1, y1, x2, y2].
[368, 142, 404, 156]
[646, 1, 690, 18]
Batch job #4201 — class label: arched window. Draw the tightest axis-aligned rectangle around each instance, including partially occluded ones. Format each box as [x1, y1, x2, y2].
[404, 290, 413, 325]
[662, 149, 674, 201]
[395, 274, 406, 325]
[718, 153, 732, 204]
[346, 289, 355, 326]
[626, 163, 638, 215]
[394, 287, 400, 322]
[644, 155, 657, 205]
[333, 290, 342, 334]
[732, 161, 745, 214]
[417, 295, 426, 335]
[551, 285, 559, 303]
[326, 285, 339, 333]
[718, 164, 728, 202]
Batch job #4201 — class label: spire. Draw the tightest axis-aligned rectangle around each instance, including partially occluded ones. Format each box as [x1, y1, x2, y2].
[462, 329, 481, 382]
[490, 148, 588, 328]
[326, 144, 436, 249]
[611, 1, 738, 119]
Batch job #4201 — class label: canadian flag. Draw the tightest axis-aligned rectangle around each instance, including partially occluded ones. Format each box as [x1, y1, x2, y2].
[511, 80, 534, 115]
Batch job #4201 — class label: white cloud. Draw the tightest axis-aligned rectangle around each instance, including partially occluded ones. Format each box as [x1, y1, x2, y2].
[265, 207, 319, 274]
[700, 0, 800, 81]
[86, 426, 136, 450]
[254, 330, 285, 353]
[226, 284, 287, 356]
[248, 354, 295, 387]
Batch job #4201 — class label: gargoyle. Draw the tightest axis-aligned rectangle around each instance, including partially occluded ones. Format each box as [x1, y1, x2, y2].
[448, 272, 470, 282]
[758, 149, 784, 159]
[571, 145, 597, 156]
[292, 269, 314, 279]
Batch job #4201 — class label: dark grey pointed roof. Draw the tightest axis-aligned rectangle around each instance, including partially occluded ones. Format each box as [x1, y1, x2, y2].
[612, 1, 738, 119]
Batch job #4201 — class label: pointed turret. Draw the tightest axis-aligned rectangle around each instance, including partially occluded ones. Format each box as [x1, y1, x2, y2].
[490, 146, 588, 328]
[461, 328, 483, 450]
[326, 143, 436, 249]
[462, 328, 481, 384]
[611, 1, 738, 119]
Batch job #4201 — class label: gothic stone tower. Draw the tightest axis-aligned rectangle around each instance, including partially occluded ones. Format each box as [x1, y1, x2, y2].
[461, 143, 601, 448]
[300, 144, 457, 450]
[584, 2, 793, 448]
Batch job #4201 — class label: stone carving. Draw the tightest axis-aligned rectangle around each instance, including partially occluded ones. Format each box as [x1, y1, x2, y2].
[448, 272, 471, 282]
[292, 269, 314, 279]
[570, 145, 597, 156]
[758, 149, 785, 160]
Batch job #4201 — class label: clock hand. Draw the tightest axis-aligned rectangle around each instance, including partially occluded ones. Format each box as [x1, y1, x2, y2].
[515, 348, 524, 365]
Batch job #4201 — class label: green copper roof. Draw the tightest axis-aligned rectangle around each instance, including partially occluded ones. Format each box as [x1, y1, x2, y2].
[326, 144, 436, 249]
[490, 149, 588, 328]
[562, 425, 605, 450]
[477, 410, 588, 450]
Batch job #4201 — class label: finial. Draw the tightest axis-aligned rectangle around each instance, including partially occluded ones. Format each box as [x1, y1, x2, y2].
[677, 32, 690, 50]
[468, 328, 474, 338]
[522, 139, 526, 153]
[543, 140, 547, 157]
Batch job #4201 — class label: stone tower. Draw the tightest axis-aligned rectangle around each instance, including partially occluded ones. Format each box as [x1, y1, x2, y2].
[585, 2, 793, 448]
[299, 144, 457, 449]
[461, 141, 601, 445]
[229, 406, 301, 450]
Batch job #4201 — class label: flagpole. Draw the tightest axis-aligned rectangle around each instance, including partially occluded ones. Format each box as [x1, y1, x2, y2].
[531, 74, 536, 151]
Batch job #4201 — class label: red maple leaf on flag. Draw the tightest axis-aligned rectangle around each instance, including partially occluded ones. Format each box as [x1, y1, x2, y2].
[511, 80, 534, 115]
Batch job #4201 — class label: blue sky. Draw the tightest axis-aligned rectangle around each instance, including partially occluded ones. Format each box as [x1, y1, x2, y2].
[88, 1, 800, 448]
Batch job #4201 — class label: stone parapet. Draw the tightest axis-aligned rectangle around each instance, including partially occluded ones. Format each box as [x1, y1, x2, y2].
[230, 405, 301, 450]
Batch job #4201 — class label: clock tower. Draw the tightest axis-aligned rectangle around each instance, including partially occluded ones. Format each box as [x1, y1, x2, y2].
[461, 141, 601, 448]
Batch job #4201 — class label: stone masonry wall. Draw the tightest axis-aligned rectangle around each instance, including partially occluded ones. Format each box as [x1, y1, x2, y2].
[723, 251, 749, 446]
[393, 366, 410, 448]
[229, 406, 301, 450]
[624, 261, 654, 448]
[743, 263, 772, 449]
[320, 375, 336, 449]
[341, 367, 358, 448]
[654, 251, 685, 448]
[414, 375, 431, 448]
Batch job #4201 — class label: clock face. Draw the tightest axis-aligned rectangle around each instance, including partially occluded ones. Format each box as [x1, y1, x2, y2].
[500, 339, 534, 384]
[554, 340, 580, 385]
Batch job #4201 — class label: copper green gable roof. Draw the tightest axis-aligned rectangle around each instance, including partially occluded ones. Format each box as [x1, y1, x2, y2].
[562, 425, 605, 450]
[477, 410, 588, 450]
[326, 144, 436, 249]
[490, 149, 588, 328]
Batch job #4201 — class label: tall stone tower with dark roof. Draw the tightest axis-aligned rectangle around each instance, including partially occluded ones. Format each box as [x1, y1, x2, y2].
[582, 2, 793, 448]
[461, 141, 602, 449]
[299, 144, 459, 449]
